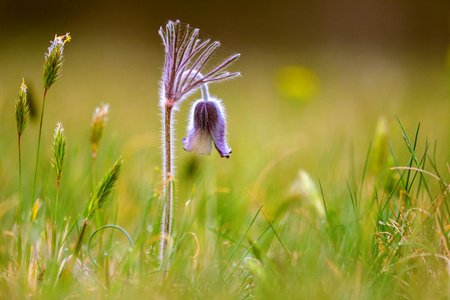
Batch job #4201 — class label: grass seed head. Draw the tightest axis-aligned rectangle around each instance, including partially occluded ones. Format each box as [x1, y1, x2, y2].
[89, 103, 109, 159]
[291, 170, 325, 218]
[86, 156, 122, 219]
[43, 33, 71, 90]
[15, 78, 30, 136]
[50, 122, 66, 181]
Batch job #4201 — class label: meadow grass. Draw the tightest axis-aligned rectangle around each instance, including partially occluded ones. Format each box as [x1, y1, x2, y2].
[0, 31, 449, 299]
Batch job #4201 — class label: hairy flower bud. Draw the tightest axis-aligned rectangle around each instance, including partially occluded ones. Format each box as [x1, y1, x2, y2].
[43, 33, 71, 90]
[183, 98, 231, 158]
[15, 78, 30, 136]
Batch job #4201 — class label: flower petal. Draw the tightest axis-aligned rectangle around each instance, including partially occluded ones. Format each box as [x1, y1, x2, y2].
[205, 99, 231, 158]
[183, 98, 231, 158]
[183, 129, 213, 155]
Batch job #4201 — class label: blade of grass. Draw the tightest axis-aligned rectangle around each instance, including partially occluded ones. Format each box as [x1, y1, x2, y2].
[318, 179, 329, 221]
[359, 141, 372, 198]
[252, 198, 291, 259]
[226, 207, 262, 263]
[224, 223, 272, 283]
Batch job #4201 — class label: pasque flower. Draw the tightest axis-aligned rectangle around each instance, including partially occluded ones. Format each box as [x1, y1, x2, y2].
[183, 97, 231, 158]
[157, 20, 239, 265]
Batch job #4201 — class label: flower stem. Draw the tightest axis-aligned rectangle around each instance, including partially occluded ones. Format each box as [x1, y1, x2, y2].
[160, 103, 174, 266]
[32, 89, 48, 205]
[17, 135, 22, 265]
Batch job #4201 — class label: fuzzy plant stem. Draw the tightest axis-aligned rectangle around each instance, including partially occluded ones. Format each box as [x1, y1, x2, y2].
[17, 134, 23, 264]
[158, 82, 209, 267]
[32, 89, 48, 204]
[160, 103, 174, 266]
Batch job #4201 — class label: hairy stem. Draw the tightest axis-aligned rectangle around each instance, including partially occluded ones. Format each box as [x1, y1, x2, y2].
[160, 104, 174, 266]
[32, 89, 47, 205]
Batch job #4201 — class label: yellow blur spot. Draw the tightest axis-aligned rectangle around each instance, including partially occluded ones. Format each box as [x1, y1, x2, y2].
[275, 65, 320, 102]
[31, 199, 40, 222]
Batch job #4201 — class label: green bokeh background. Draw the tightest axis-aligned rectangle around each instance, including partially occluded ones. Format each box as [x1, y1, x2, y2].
[0, 2, 449, 297]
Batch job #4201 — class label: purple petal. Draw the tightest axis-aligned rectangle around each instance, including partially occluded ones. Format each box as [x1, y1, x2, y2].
[208, 107, 231, 158]
[184, 98, 231, 158]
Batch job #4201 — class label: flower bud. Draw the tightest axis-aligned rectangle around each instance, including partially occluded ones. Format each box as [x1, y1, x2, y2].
[183, 98, 231, 158]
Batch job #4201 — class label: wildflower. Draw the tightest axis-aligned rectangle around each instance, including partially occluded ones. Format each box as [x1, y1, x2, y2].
[158, 20, 239, 264]
[43, 33, 71, 90]
[89, 104, 109, 159]
[183, 98, 231, 158]
[15, 78, 30, 137]
[50, 122, 66, 182]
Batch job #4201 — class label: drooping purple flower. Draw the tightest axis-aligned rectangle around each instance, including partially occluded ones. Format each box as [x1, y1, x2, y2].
[159, 20, 240, 107]
[183, 98, 231, 158]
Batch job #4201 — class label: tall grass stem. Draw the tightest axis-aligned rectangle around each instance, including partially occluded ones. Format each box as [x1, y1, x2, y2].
[17, 135, 23, 264]
[32, 89, 47, 204]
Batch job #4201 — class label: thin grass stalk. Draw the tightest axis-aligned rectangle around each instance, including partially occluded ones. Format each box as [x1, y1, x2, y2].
[26, 89, 46, 287]
[160, 104, 174, 266]
[51, 180, 59, 258]
[74, 219, 88, 261]
[17, 135, 23, 264]
[91, 157, 104, 269]
[32, 89, 47, 204]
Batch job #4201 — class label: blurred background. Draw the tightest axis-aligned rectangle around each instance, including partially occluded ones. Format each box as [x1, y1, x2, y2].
[0, 0, 448, 222]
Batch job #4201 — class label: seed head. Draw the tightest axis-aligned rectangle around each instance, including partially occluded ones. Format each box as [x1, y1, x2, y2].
[290, 170, 325, 218]
[43, 33, 71, 90]
[183, 98, 231, 158]
[15, 78, 30, 137]
[89, 104, 109, 159]
[84, 156, 123, 220]
[51, 122, 66, 181]
[159, 20, 240, 106]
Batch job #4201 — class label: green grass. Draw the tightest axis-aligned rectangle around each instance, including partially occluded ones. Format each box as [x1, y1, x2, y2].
[0, 34, 449, 299]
